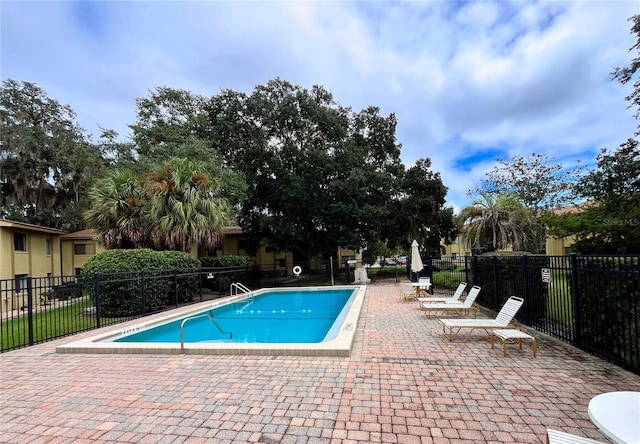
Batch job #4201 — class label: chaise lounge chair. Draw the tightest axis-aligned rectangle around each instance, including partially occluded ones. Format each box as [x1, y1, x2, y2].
[417, 282, 468, 305]
[400, 283, 416, 301]
[545, 428, 605, 444]
[422, 285, 481, 319]
[417, 277, 431, 295]
[439, 296, 524, 342]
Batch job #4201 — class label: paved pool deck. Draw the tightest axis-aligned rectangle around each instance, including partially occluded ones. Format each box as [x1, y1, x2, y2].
[1, 282, 639, 444]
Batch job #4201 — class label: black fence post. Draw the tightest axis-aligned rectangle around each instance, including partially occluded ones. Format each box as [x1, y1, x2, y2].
[141, 271, 146, 316]
[492, 255, 499, 310]
[344, 260, 349, 284]
[522, 254, 530, 323]
[173, 269, 179, 308]
[273, 264, 277, 287]
[94, 273, 101, 329]
[570, 253, 582, 347]
[27, 277, 34, 346]
[465, 256, 471, 287]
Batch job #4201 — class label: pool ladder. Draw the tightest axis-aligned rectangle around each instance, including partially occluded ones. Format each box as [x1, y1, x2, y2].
[230, 282, 251, 296]
[180, 310, 232, 355]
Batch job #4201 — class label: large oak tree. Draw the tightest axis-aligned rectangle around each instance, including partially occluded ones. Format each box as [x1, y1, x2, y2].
[0, 79, 105, 230]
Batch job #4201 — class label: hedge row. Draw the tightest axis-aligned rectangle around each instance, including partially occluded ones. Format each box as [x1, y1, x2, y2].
[81, 249, 200, 317]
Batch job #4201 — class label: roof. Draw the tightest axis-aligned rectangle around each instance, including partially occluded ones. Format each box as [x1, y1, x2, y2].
[60, 229, 98, 240]
[0, 218, 68, 235]
[59, 226, 246, 240]
[223, 226, 244, 235]
[552, 201, 596, 215]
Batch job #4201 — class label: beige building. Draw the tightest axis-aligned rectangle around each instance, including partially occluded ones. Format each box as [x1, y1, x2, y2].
[0, 219, 66, 311]
[443, 205, 583, 257]
[0, 219, 362, 311]
[206, 226, 360, 274]
[443, 234, 471, 258]
[60, 229, 106, 276]
[443, 230, 575, 257]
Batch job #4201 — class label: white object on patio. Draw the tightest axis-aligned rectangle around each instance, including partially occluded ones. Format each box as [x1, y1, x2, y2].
[588, 391, 640, 444]
[546, 428, 605, 444]
[410, 239, 423, 280]
[418, 282, 467, 304]
[439, 296, 524, 342]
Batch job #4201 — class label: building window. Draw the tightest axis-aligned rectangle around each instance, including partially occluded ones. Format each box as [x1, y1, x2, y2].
[15, 274, 28, 293]
[74, 243, 95, 255]
[75, 268, 82, 276]
[46, 239, 51, 255]
[14, 233, 27, 251]
[238, 239, 249, 252]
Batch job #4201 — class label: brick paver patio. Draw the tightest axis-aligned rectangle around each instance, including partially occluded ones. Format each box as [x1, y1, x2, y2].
[1, 282, 639, 443]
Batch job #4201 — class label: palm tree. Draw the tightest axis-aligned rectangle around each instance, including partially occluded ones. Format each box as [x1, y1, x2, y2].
[458, 191, 535, 253]
[84, 170, 148, 249]
[141, 158, 232, 252]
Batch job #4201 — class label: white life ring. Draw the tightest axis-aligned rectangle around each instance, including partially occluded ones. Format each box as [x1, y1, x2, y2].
[292, 266, 302, 276]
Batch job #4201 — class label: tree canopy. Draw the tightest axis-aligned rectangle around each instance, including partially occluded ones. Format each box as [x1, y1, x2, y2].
[85, 158, 232, 253]
[475, 153, 583, 216]
[389, 158, 456, 256]
[612, 14, 640, 135]
[2, 77, 456, 259]
[544, 140, 640, 253]
[458, 191, 536, 254]
[201, 78, 452, 259]
[0, 79, 105, 230]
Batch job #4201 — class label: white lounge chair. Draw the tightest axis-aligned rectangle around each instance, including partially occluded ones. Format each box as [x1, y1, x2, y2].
[417, 277, 431, 295]
[439, 296, 524, 342]
[422, 285, 481, 319]
[399, 283, 416, 301]
[417, 282, 468, 305]
[546, 428, 605, 444]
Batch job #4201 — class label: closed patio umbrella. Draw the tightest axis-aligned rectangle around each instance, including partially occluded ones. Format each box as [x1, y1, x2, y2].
[410, 239, 423, 281]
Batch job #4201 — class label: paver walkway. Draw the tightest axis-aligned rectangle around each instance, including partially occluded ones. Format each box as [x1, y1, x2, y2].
[1, 282, 639, 444]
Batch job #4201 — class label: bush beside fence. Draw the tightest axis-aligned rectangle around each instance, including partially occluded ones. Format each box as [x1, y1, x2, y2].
[0, 266, 253, 352]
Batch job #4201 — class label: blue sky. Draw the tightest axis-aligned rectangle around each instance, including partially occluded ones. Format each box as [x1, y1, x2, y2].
[2, 1, 638, 213]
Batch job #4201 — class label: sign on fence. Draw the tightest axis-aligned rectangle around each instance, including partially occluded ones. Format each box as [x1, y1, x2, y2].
[541, 268, 551, 283]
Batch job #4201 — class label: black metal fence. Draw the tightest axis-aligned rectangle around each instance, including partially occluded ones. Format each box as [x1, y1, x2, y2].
[0, 266, 254, 353]
[419, 254, 640, 375]
[253, 258, 407, 286]
[3, 254, 639, 375]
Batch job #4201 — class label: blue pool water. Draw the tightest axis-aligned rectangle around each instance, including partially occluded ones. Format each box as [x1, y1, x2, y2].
[114, 288, 356, 344]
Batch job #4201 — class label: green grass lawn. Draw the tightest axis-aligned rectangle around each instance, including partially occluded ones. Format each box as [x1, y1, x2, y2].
[432, 268, 466, 290]
[545, 269, 574, 325]
[1, 299, 97, 351]
[367, 265, 406, 278]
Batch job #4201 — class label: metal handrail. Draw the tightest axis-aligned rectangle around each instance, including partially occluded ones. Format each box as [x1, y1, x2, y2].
[230, 282, 251, 296]
[180, 310, 231, 354]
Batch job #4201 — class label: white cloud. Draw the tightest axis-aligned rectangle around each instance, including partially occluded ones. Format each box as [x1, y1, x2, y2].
[2, 0, 637, 214]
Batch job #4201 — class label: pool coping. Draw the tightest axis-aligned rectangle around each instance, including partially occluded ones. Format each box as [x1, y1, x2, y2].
[56, 285, 366, 357]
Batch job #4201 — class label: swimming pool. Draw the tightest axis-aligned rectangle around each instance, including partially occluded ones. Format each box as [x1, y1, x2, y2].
[56, 286, 366, 356]
[115, 288, 355, 344]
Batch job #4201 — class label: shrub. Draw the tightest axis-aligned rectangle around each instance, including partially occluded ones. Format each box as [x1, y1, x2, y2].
[470, 252, 548, 321]
[575, 256, 639, 369]
[160, 250, 201, 305]
[200, 256, 250, 291]
[200, 255, 249, 267]
[81, 249, 200, 317]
